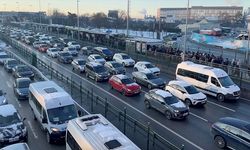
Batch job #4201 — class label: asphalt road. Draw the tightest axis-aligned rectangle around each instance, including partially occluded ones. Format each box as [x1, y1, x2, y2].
[5, 38, 250, 150]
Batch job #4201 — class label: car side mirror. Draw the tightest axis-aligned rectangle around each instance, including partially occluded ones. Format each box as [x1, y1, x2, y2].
[78, 110, 82, 117]
[22, 118, 26, 121]
[42, 118, 48, 124]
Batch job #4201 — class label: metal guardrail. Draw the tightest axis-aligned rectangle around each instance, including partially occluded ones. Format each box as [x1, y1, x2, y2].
[0, 34, 184, 150]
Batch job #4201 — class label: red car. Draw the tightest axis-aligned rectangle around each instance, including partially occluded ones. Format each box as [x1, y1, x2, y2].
[109, 75, 141, 96]
[38, 44, 49, 52]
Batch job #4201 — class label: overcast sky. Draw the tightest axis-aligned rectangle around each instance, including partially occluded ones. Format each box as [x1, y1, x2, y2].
[1, 0, 249, 18]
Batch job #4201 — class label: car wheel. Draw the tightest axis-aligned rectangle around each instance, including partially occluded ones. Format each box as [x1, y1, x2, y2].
[217, 94, 225, 102]
[145, 100, 151, 109]
[147, 84, 152, 90]
[185, 99, 192, 106]
[165, 111, 172, 120]
[214, 136, 226, 149]
[46, 131, 52, 144]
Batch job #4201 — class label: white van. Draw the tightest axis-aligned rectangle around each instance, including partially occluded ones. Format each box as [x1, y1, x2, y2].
[176, 61, 240, 101]
[29, 81, 78, 144]
[66, 114, 141, 150]
[1, 143, 30, 150]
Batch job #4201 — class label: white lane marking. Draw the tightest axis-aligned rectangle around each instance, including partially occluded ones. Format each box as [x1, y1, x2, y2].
[7, 81, 12, 88]
[240, 97, 250, 102]
[15, 98, 22, 108]
[27, 121, 38, 139]
[25, 39, 204, 150]
[190, 112, 208, 122]
[207, 101, 236, 112]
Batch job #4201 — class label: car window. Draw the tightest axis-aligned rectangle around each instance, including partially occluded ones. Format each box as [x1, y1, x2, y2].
[211, 77, 220, 87]
[175, 85, 185, 93]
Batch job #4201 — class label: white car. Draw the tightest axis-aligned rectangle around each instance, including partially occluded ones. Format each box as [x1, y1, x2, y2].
[113, 53, 135, 67]
[72, 58, 86, 73]
[67, 41, 81, 50]
[134, 61, 160, 75]
[47, 48, 60, 58]
[165, 80, 207, 106]
[63, 47, 78, 57]
[88, 54, 106, 65]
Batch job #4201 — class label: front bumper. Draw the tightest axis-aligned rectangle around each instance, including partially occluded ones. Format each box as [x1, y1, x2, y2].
[225, 93, 240, 100]
[173, 111, 189, 119]
[50, 131, 66, 143]
[0, 132, 27, 146]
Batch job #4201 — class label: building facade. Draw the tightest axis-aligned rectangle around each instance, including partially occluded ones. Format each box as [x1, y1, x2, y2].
[157, 6, 243, 22]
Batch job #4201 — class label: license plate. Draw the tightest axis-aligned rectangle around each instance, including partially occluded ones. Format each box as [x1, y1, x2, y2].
[183, 112, 188, 116]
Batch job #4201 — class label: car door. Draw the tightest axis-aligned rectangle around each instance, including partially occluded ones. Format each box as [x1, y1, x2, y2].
[209, 77, 220, 96]
[40, 108, 48, 131]
[154, 95, 166, 113]
[175, 85, 186, 101]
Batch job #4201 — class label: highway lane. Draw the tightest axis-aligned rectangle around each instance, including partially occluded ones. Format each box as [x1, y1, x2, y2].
[0, 61, 64, 150]
[9, 38, 250, 150]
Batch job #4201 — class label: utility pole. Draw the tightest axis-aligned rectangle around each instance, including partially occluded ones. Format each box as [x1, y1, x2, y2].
[77, 0, 80, 40]
[39, 0, 41, 24]
[126, 0, 130, 37]
[183, 0, 190, 61]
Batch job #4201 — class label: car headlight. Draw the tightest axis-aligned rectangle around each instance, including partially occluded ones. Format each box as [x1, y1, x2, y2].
[51, 127, 60, 132]
[127, 88, 132, 92]
[2, 98, 7, 104]
[174, 110, 179, 113]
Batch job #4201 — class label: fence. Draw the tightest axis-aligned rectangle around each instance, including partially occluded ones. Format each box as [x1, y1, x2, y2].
[0, 33, 184, 150]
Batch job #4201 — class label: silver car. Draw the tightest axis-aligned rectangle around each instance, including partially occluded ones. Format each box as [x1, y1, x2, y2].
[72, 58, 86, 73]
[104, 61, 126, 75]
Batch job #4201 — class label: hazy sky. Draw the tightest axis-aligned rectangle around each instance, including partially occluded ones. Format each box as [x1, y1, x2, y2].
[1, 0, 250, 18]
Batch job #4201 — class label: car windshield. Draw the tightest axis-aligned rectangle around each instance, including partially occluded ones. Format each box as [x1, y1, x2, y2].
[94, 56, 102, 59]
[102, 49, 113, 55]
[146, 73, 157, 80]
[17, 66, 31, 72]
[112, 62, 123, 68]
[0, 112, 20, 127]
[121, 78, 134, 84]
[94, 66, 107, 73]
[218, 76, 234, 87]
[47, 105, 77, 125]
[68, 47, 76, 51]
[163, 96, 179, 105]
[61, 52, 70, 56]
[78, 60, 86, 65]
[0, 55, 9, 59]
[17, 80, 31, 88]
[184, 86, 199, 94]
[121, 55, 130, 59]
[145, 63, 155, 68]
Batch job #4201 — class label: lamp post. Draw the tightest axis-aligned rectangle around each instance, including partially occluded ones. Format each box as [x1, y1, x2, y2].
[39, 0, 41, 24]
[77, 0, 80, 40]
[183, 0, 190, 61]
[246, 16, 250, 64]
[126, 0, 130, 37]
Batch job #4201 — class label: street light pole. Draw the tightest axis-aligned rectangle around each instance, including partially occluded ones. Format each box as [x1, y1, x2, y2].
[246, 31, 249, 64]
[39, 0, 41, 24]
[77, 0, 80, 40]
[126, 0, 130, 37]
[183, 0, 190, 61]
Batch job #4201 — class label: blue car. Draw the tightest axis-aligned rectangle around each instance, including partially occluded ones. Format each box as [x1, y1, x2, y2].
[211, 117, 250, 149]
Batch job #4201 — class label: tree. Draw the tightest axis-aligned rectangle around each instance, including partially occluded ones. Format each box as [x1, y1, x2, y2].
[90, 12, 108, 28]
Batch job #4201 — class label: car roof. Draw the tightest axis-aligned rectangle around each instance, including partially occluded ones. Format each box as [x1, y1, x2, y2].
[152, 89, 172, 98]
[115, 53, 127, 56]
[0, 104, 17, 117]
[137, 61, 150, 64]
[6, 58, 16, 62]
[17, 64, 28, 68]
[90, 54, 101, 57]
[107, 61, 118, 64]
[168, 80, 190, 87]
[16, 77, 31, 82]
[115, 74, 128, 80]
[219, 117, 250, 133]
[87, 62, 102, 67]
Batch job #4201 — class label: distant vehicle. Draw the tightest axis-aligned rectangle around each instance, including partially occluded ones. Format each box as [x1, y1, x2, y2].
[57, 51, 73, 64]
[67, 41, 80, 50]
[211, 117, 250, 149]
[87, 54, 106, 65]
[94, 47, 113, 60]
[144, 89, 189, 120]
[53, 42, 64, 51]
[13, 78, 31, 100]
[0, 52, 9, 65]
[0, 90, 7, 106]
[38, 44, 49, 52]
[1, 143, 30, 150]
[165, 80, 207, 106]
[72, 58, 86, 73]
[81, 46, 95, 55]
[63, 47, 78, 57]
[66, 114, 140, 150]
[24, 36, 35, 45]
[4, 58, 18, 72]
[47, 48, 60, 58]
[29, 81, 78, 144]
[109, 74, 141, 96]
[12, 65, 34, 80]
[0, 104, 28, 146]
[59, 38, 70, 47]
[39, 36, 50, 44]
[176, 61, 240, 102]
[134, 61, 160, 76]
[104, 61, 126, 75]
[132, 71, 165, 89]
[85, 62, 110, 82]
[113, 53, 135, 67]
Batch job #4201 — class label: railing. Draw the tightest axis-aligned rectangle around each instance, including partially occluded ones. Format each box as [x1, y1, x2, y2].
[0, 33, 184, 150]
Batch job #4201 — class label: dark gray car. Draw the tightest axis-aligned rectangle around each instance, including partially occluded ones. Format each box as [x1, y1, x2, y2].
[57, 51, 73, 64]
[85, 62, 110, 82]
[104, 61, 126, 75]
[13, 78, 31, 100]
[144, 89, 189, 120]
[4, 58, 18, 73]
[12, 65, 34, 80]
[132, 71, 165, 89]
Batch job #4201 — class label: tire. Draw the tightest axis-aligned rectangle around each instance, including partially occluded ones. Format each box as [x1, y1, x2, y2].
[185, 99, 192, 106]
[46, 131, 52, 144]
[145, 100, 151, 109]
[165, 111, 172, 120]
[147, 84, 152, 90]
[214, 136, 226, 149]
[217, 94, 225, 102]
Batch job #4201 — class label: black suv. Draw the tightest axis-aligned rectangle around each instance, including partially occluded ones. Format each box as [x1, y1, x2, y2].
[85, 62, 110, 82]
